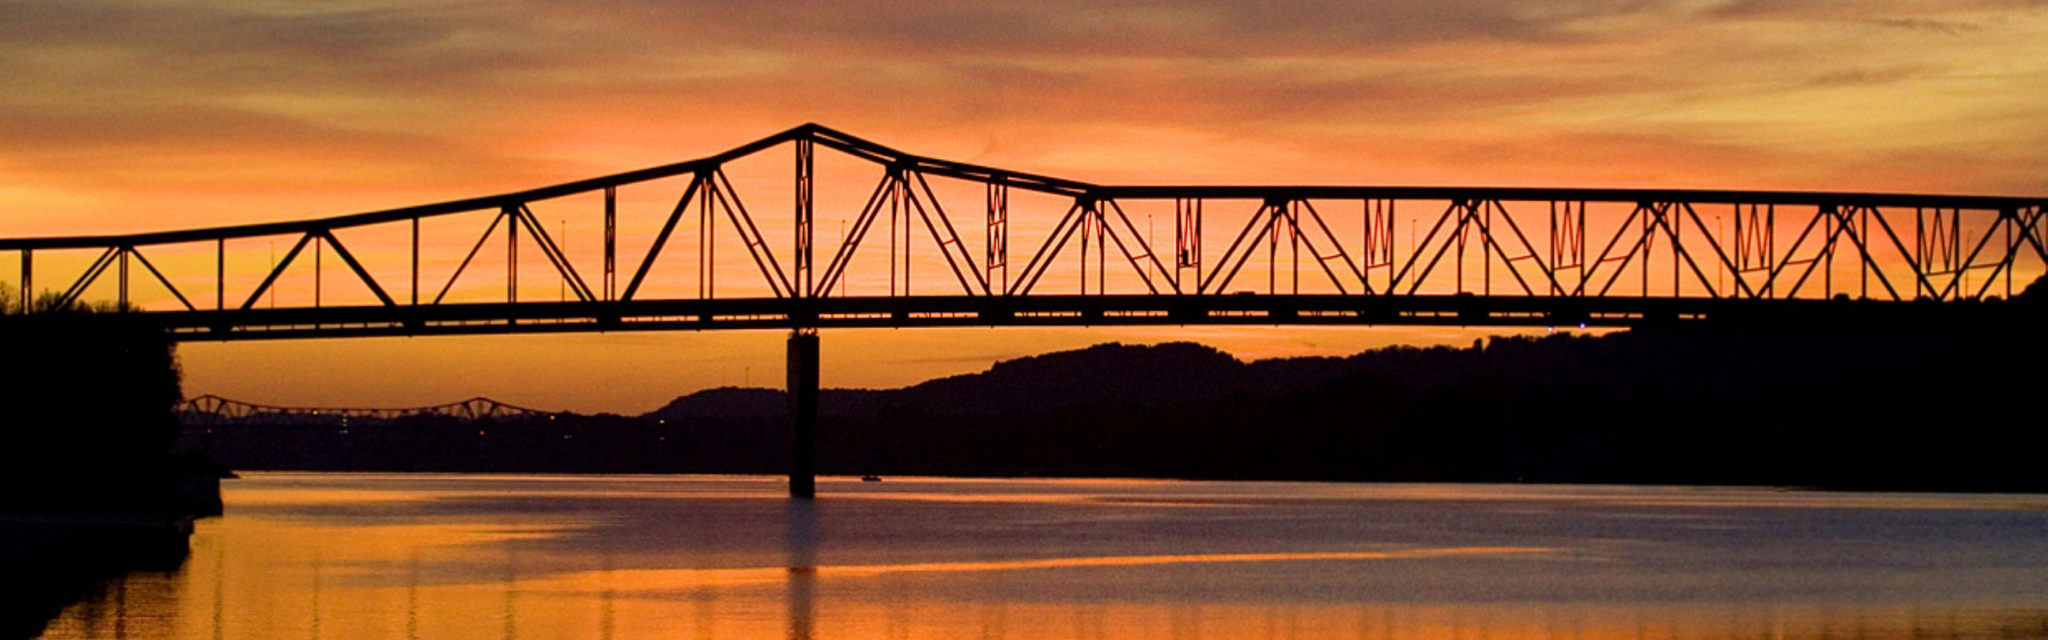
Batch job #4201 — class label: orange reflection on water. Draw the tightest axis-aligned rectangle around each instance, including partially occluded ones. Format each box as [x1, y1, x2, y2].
[517, 546, 1554, 593]
[35, 475, 2048, 640]
[46, 557, 2048, 640]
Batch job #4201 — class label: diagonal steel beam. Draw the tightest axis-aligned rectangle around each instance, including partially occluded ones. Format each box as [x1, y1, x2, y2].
[1643, 203, 1728, 299]
[1756, 206, 1827, 298]
[1592, 203, 1664, 298]
[128, 246, 197, 311]
[1464, 200, 1537, 296]
[817, 172, 896, 296]
[56, 246, 121, 310]
[1677, 203, 1758, 299]
[320, 231, 398, 307]
[621, 176, 702, 302]
[1782, 207, 1853, 299]
[435, 210, 509, 305]
[1010, 201, 1088, 296]
[1577, 203, 1646, 296]
[710, 168, 794, 298]
[1391, 201, 1464, 295]
[1205, 202, 1282, 296]
[1293, 200, 1364, 295]
[1405, 201, 1486, 296]
[242, 233, 315, 310]
[906, 171, 987, 296]
[513, 205, 596, 303]
[1105, 199, 1180, 294]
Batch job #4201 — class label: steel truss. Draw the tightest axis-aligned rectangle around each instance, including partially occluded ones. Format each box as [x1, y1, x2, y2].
[1, 124, 2041, 340]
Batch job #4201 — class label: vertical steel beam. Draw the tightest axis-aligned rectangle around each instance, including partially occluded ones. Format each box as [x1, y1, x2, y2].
[886, 167, 907, 296]
[1366, 199, 1394, 294]
[787, 329, 819, 500]
[20, 249, 30, 314]
[989, 181, 1008, 294]
[217, 238, 226, 311]
[900, 171, 912, 296]
[700, 173, 716, 300]
[411, 217, 420, 306]
[2005, 212, 2015, 298]
[1482, 202, 1492, 295]
[1915, 209, 1931, 299]
[1860, 208, 1870, 299]
[795, 139, 814, 298]
[1177, 198, 1201, 291]
[1669, 205, 1680, 296]
[1266, 201, 1281, 295]
[1081, 200, 1097, 295]
[1457, 201, 1472, 294]
[1823, 206, 1836, 298]
[1289, 201, 1301, 295]
[1640, 204, 1652, 297]
[888, 171, 898, 296]
[1082, 200, 1105, 295]
[1097, 203, 1106, 295]
[118, 246, 129, 309]
[506, 206, 518, 304]
[604, 186, 616, 301]
[1549, 201, 1584, 296]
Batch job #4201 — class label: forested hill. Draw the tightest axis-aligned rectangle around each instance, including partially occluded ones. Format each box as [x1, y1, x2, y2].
[205, 283, 2048, 491]
[633, 291, 2045, 490]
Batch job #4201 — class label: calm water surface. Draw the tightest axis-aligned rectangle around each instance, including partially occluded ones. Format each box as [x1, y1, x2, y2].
[40, 474, 2048, 639]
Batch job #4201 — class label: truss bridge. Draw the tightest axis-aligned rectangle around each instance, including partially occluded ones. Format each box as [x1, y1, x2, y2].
[8, 124, 2043, 496]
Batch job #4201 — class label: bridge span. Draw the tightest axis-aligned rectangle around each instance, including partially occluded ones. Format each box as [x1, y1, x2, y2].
[4, 123, 2043, 496]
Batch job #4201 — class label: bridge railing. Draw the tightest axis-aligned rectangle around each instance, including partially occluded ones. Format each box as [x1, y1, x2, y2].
[2, 124, 2042, 338]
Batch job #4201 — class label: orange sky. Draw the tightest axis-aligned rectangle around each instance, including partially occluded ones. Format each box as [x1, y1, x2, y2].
[2, 0, 2045, 413]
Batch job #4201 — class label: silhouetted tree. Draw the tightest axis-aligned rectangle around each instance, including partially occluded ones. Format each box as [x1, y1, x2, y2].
[0, 290, 185, 513]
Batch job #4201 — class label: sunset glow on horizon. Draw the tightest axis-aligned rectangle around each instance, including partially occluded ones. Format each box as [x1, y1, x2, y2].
[3, 0, 2045, 413]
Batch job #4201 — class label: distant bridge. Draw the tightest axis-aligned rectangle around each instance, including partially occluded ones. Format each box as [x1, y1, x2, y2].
[8, 124, 2044, 496]
[177, 394, 554, 427]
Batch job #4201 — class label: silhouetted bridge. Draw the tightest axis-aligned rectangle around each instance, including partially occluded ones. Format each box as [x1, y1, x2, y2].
[177, 394, 554, 427]
[6, 124, 2043, 496]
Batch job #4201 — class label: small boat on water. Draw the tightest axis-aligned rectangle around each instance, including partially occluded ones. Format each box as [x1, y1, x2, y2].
[860, 475, 882, 482]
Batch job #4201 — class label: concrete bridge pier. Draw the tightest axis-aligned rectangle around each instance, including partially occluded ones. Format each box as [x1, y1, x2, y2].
[787, 329, 819, 499]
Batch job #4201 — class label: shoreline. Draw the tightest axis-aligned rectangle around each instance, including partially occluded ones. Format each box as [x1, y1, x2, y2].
[0, 512, 195, 640]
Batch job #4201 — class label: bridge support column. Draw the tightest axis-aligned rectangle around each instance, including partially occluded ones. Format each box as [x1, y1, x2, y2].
[787, 329, 819, 499]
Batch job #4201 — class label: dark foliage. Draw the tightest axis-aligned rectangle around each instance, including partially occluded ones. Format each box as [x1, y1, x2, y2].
[0, 311, 187, 513]
[196, 293, 2048, 491]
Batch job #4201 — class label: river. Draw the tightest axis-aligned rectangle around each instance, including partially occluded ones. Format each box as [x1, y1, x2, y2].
[35, 474, 2048, 639]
